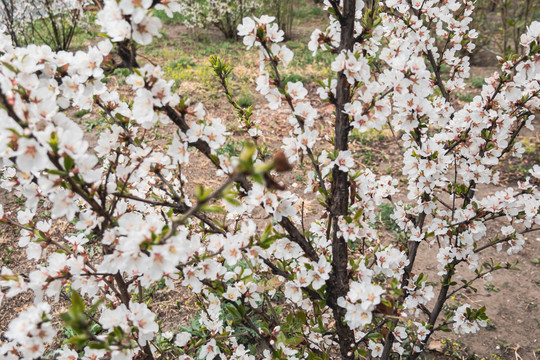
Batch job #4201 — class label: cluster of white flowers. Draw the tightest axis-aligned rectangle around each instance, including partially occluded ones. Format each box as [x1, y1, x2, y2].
[176, 0, 262, 38]
[0, 0, 90, 49]
[453, 304, 488, 334]
[239, 15, 323, 170]
[96, 0, 177, 45]
[0, 0, 538, 358]
[338, 279, 384, 329]
[1, 303, 55, 359]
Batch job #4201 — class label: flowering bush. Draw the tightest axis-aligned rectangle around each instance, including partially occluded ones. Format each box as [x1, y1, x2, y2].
[0, 0, 539, 359]
[176, 0, 263, 39]
[0, 0, 90, 51]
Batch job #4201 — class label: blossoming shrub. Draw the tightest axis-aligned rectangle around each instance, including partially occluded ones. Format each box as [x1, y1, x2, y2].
[176, 0, 263, 39]
[0, 0, 539, 359]
[0, 0, 90, 51]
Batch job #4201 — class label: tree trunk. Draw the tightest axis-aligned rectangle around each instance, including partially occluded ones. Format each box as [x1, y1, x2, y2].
[117, 40, 139, 69]
[326, 1, 357, 359]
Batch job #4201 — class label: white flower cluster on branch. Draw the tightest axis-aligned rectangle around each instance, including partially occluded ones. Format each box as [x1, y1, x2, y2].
[0, 0, 538, 359]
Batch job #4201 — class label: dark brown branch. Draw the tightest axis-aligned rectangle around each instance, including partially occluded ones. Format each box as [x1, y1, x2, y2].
[279, 217, 319, 262]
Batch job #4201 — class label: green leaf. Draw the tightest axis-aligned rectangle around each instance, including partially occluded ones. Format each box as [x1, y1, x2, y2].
[285, 336, 304, 346]
[60, 290, 90, 339]
[49, 131, 59, 152]
[438, 324, 452, 332]
[259, 224, 275, 249]
[1, 61, 18, 73]
[64, 156, 75, 172]
[354, 208, 363, 221]
[88, 341, 109, 350]
[254, 161, 274, 174]
[252, 173, 263, 184]
[296, 310, 307, 325]
[224, 303, 242, 320]
[223, 196, 241, 207]
[238, 142, 256, 173]
[195, 185, 212, 201]
[200, 204, 224, 213]
[68, 334, 89, 347]
[71, 291, 85, 314]
[256, 27, 266, 41]
[307, 352, 323, 360]
[357, 348, 368, 356]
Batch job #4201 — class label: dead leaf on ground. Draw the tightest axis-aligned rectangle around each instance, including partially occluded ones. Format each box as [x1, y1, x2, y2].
[426, 340, 444, 353]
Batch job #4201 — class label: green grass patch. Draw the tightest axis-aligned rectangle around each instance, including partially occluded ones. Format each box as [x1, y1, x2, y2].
[470, 76, 486, 89]
[237, 90, 254, 109]
[457, 92, 474, 102]
[75, 109, 90, 118]
[216, 139, 245, 157]
[292, 1, 325, 22]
